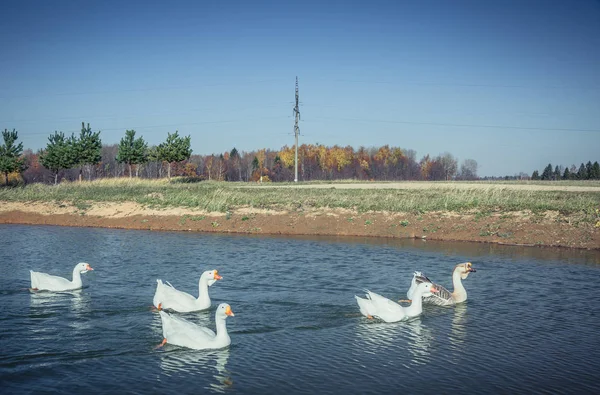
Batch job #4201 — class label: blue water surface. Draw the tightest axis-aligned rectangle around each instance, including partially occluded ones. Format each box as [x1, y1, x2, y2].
[1, 224, 599, 394]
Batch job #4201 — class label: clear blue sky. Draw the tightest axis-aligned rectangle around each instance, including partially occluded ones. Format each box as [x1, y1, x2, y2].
[1, 0, 598, 176]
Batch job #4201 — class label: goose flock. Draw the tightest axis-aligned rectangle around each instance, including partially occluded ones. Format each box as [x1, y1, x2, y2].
[28, 261, 476, 350]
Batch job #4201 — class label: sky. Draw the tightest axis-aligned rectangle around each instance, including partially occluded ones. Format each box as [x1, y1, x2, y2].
[1, 0, 599, 177]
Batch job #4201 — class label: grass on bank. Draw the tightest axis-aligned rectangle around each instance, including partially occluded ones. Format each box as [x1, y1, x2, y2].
[269, 179, 600, 187]
[1, 178, 599, 222]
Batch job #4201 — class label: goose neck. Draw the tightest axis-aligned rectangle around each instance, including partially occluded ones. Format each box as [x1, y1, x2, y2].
[452, 270, 467, 302]
[198, 276, 210, 301]
[405, 293, 424, 317]
[215, 316, 229, 339]
[71, 266, 83, 288]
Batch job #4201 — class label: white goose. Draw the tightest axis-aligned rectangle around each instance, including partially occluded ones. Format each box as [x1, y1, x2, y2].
[406, 262, 476, 306]
[153, 270, 222, 312]
[355, 282, 438, 323]
[157, 303, 235, 350]
[30, 262, 94, 292]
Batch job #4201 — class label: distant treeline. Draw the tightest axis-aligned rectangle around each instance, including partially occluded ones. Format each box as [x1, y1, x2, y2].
[531, 162, 600, 181]
[3, 123, 598, 185]
[7, 124, 597, 185]
[2, 124, 484, 185]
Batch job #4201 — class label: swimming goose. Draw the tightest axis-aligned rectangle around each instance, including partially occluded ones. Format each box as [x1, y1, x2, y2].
[153, 270, 222, 312]
[406, 262, 476, 306]
[157, 303, 234, 350]
[355, 282, 438, 323]
[30, 262, 94, 292]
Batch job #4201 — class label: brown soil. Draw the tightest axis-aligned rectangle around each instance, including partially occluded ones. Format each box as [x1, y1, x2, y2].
[1, 201, 598, 250]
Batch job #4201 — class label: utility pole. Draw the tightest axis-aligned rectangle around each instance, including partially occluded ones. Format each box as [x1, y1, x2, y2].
[293, 76, 300, 182]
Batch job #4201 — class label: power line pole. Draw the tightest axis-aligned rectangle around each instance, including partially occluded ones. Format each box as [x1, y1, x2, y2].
[293, 76, 300, 182]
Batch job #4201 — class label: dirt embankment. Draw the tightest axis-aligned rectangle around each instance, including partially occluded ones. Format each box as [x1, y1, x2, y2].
[1, 201, 598, 250]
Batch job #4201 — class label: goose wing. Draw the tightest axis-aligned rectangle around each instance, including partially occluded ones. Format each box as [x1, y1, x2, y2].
[365, 290, 405, 321]
[413, 272, 434, 286]
[154, 280, 196, 308]
[409, 272, 454, 305]
[160, 311, 215, 342]
[407, 271, 434, 299]
[30, 271, 73, 291]
[423, 283, 454, 306]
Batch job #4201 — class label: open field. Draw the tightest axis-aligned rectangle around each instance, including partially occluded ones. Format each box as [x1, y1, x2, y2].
[1, 179, 599, 249]
[1, 178, 599, 212]
[252, 180, 600, 191]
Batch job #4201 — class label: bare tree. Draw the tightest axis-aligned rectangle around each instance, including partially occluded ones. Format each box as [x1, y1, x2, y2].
[458, 159, 478, 180]
[437, 152, 458, 180]
[240, 151, 254, 182]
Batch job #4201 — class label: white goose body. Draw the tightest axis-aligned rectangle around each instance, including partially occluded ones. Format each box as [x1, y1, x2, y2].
[30, 262, 94, 292]
[407, 262, 476, 306]
[153, 270, 222, 313]
[356, 283, 437, 323]
[159, 303, 234, 350]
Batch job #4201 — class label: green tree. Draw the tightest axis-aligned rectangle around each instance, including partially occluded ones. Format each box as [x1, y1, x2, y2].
[562, 167, 570, 180]
[577, 163, 587, 180]
[116, 129, 148, 177]
[541, 164, 553, 180]
[74, 122, 102, 181]
[531, 170, 540, 180]
[39, 131, 77, 185]
[553, 165, 561, 181]
[592, 161, 600, 180]
[0, 128, 28, 185]
[569, 164, 577, 179]
[585, 161, 593, 180]
[146, 146, 161, 178]
[229, 147, 241, 181]
[156, 131, 192, 179]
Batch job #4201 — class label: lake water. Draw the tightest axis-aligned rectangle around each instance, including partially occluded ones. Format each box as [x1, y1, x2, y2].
[1, 224, 599, 394]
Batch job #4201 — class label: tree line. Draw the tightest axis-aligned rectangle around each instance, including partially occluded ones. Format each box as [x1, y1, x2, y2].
[531, 162, 600, 181]
[8, 122, 571, 186]
[2, 124, 191, 185]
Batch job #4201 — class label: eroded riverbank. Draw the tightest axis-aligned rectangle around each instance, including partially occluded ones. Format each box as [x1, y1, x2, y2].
[1, 201, 598, 249]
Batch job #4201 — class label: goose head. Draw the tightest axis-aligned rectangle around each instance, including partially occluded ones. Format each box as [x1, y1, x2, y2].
[76, 262, 94, 274]
[202, 269, 223, 281]
[415, 282, 438, 297]
[216, 303, 235, 319]
[454, 262, 476, 280]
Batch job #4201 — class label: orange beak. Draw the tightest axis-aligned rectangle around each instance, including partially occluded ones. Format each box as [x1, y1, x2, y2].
[157, 303, 163, 311]
[225, 306, 234, 317]
[86, 264, 94, 271]
[214, 271, 223, 280]
[430, 286, 439, 293]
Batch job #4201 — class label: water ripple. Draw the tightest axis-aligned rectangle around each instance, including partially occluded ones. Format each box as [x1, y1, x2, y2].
[1, 225, 599, 394]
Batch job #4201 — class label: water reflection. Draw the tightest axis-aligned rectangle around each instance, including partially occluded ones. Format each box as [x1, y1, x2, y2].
[404, 318, 434, 365]
[69, 290, 92, 334]
[29, 289, 90, 312]
[71, 290, 91, 311]
[354, 317, 434, 365]
[28, 289, 92, 340]
[315, 235, 600, 266]
[354, 321, 401, 351]
[159, 348, 233, 392]
[449, 304, 468, 348]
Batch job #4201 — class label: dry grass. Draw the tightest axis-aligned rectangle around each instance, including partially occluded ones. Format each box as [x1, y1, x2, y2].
[1, 178, 599, 222]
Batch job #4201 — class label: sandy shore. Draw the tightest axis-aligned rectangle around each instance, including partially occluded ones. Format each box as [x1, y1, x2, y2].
[1, 201, 598, 250]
